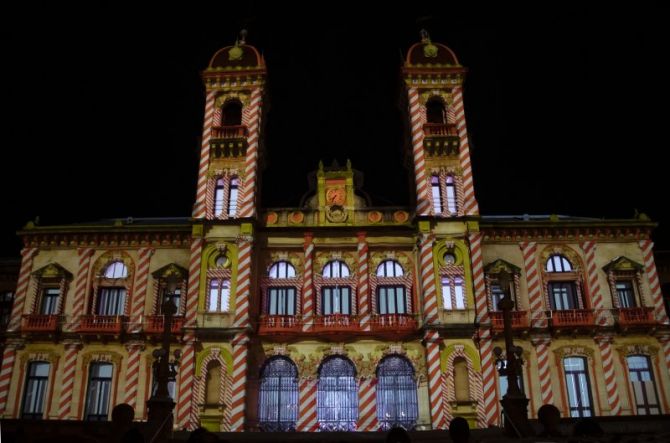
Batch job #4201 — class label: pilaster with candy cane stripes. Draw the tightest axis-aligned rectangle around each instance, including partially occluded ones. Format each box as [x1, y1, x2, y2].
[185, 238, 204, 328]
[175, 335, 197, 430]
[302, 233, 314, 332]
[0, 342, 20, 416]
[478, 328, 500, 426]
[424, 330, 446, 429]
[469, 232, 489, 324]
[130, 247, 154, 332]
[193, 91, 217, 219]
[234, 235, 253, 329]
[639, 240, 670, 324]
[441, 372, 452, 426]
[296, 378, 318, 431]
[520, 242, 547, 328]
[580, 241, 608, 325]
[123, 341, 145, 410]
[419, 233, 439, 325]
[238, 88, 263, 218]
[67, 248, 95, 331]
[658, 334, 670, 378]
[452, 87, 479, 215]
[594, 335, 621, 415]
[358, 377, 378, 431]
[229, 332, 249, 432]
[531, 336, 554, 405]
[58, 341, 82, 419]
[407, 87, 431, 215]
[357, 233, 371, 331]
[7, 247, 38, 331]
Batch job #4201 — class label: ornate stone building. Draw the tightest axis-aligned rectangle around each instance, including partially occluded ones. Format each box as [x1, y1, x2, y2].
[1, 33, 668, 433]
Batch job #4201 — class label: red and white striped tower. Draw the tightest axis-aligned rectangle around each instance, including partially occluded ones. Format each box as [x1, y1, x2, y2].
[233, 234, 253, 329]
[357, 233, 371, 331]
[469, 232, 489, 324]
[520, 242, 547, 328]
[357, 376, 378, 431]
[175, 334, 197, 430]
[424, 330, 446, 429]
[580, 241, 607, 325]
[452, 86, 479, 216]
[478, 328, 500, 426]
[130, 247, 154, 332]
[296, 377, 318, 431]
[185, 238, 204, 328]
[0, 341, 22, 417]
[67, 247, 95, 331]
[419, 233, 439, 325]
[594, 335, 621, 415]
[407, 87, 432, 215]
[302, 233, 315, 332]
[57, 340, 82, 419]
[237, 88, 263, 218]
[6, 247, 38, 331]
[531, 336, 554, 405]
[639, 240, 670, 324]
[229, 332, 249, 432]
[192, 90, 217, 219]
[124, 341, 145, 411]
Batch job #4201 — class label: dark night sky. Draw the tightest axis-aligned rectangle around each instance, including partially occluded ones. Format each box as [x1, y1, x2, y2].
[1, 3, 669, 257]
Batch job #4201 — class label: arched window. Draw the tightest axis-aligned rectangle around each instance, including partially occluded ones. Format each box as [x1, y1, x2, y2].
[221, 100, 242, 126]
[563, 357, 593, 417]
[376, 260, 406, 314]
[317, 356, 357, 431]
[21, 361, 50, 419]
[104, 262, 128, 279]
[441, 276, 465, 310]
[376, 355, 418, 430]
[546, 255, 580, 310]
[207, 278, 230, 312]
[445, 175, 457, 214]
[267, 261, 297, 315]
[431, 175, 442, 214]
[453, 357, 470, 402]
[204, 360, 222, 406]
[258, 357, 299, 431]
[376, 260, 404, 277]
[321, 261, 351, 315]
[227, 177, 239, 217]
[97, 262, 128, 316]
[214, 178, 225, 216]
[269, 261, 296, 279]
[426, 98, 446, 124]
[546, 255, 573, 272]
[627, 355, 660, 415]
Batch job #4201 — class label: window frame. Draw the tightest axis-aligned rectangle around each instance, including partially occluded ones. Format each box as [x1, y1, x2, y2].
[207, 278, 231, 313]
[562, 356, 594, 418]
[376, 355, 418, 431]
[258, 356, 299, 432]
[626, 355, 661, 415]
[84, 362, 114, 421]
[39, 287, 61, 315]
[21, 361, 50, 420]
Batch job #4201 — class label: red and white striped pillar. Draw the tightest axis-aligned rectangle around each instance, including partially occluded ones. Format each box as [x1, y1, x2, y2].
[238, 88, 263, 218]
[451, 87, 479, 216]
[407, 87, 431, 215]
[123, 341, 145, 412]
[67, 248, 95, 331]
[357, 233, 371, 331]
[193, 91, 217, 219]
[639, 240, 670, 324]
[531, 336, 554, 405]
[175, 334, 197, 430]
[424, 330, 446, 429]
[185, 238, 204, 328]
[478, 328, 500, 426]
[581, 241, 608, 325]
[469, 232, 489, 324]
[520, 242, 547, 328]
[441, 372, 452, 426]
[302, 233, 315, 332]
[234, 234, 253, 329]
[6, 247, 38, 331]
[357, 376, 378, 431]
[130, 247, 154, 332]
[296, 377, 318, 431]
[594, 335, 621, 415]
[658, 334, 670, 378]
[57, 340, 82, 419]
[229, 332, 249, 432]
[0, 341, 22, 417]
[419, 233, 439, 325]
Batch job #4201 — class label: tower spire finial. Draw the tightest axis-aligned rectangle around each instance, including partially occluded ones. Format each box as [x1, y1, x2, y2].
[420, 29, 431, 43]
[239, 29, 248, 46]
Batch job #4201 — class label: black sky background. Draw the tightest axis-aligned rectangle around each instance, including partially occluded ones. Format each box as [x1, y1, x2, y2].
[1, 2, 669, 257]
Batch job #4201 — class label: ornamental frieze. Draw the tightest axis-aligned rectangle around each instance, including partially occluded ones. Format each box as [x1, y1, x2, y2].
[552, 346, 595, 361]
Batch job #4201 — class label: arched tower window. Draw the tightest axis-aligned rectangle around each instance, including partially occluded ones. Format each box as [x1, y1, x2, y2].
[97, 261, 128, 316]
[267, 261, 297, 315]
[317, 356, 357, 431]
[426, 98, 446, 124]
[445, 175, 457, 214]
[431, 175, 442, 214]
[214, 178, 225, 217]
[221, 100, 242, 126]
[321, 260, 351, 315]
[453, 357, 470, 402]
[376, 260, 406, 314]
[376, 355, 418, 430]
[258, 356, 299, 431]
[228, 177, 239, 217]
[546, 254, 581, 310]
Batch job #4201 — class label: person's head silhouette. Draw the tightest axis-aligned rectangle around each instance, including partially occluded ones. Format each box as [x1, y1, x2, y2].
[449, 417, 470, 443]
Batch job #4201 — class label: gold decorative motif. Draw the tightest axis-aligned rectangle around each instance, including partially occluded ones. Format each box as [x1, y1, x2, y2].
[228, 43, 243, 61]
[326, 186, 346, 205]
[265, 212, 278, 225]
[368, 211, 383, 224]
[540, 245, 583, 271]
[616, 344, 660, 358]
[553, 346, 595, 361]
[393, 211, 409, 223]
[325, 205, 348, 223]
[289, 211, 304, 225]
[81, 350, 123, 369]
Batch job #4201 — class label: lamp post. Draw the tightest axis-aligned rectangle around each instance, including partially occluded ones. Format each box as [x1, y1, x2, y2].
[147, 275, 181, 440]
[493, 270, 534, 437]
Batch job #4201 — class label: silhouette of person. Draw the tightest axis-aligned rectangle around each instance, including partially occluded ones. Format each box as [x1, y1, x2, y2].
[449, 417, 470, 443]
[537, 404, 563, 438]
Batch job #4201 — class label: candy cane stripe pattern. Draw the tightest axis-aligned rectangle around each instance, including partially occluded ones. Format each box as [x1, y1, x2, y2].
[452, 86, 479, 216]
[58, 341, 81, 419]
[358, 377, 378, 431]
[659, 335, 670, 378]
[520, 242, 547, 328]
[123, 342, 144, 409]
[176, 336, 197, 429]
[296, 378, 318, 431]
[639, 240, 670, 324]
[7, 247, 38, 331]
[595, 335, 621, 415]
[193, 90, 217, 219]
[407, 87, 431, 215]
[357, 233, 371, 331]
[424, 330, 446, 429]
[185, 238, 204, 328]
[131, 247, 153, 332]
[532, 337, 554, 405]
[0, 345, 17, 416]
[420, 233, 439, 325]
[469, 232, 489, 324]
[238, 88, 263, 218]
[229, 332, 249, 432]
[68, 248, 95, 331]
[478, 329, 499, 426]
[581, 241, 607, 325]
[302, 234, 315, 332]
[234, 235, 253, 328]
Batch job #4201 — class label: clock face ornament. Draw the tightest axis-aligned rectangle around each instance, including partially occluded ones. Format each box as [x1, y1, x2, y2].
[326, 187, 346, 205]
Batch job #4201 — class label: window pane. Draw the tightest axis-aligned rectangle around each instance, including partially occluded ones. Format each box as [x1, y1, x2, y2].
[220, 280, 230, 312]
[317, 357, 357, 431]
[454, 278, 465, 309]
[214, 182, 225, 216]
[85, 363, 113, 421]
[446, 179, 457, 213]
[616, 281, 636, 308]
[40, 288, 60, 315]
[227, 185, 238, 216]
[341, 288, 350, 314]
[97, 288, 126, 316]
[376, 356, 418, 430]
[22, 362, 50, 419]
[378, 288, 388, 314]
[431, 176, 442, 214]
[563, 357, 593, 417]
[208, 279, 219, 312]
[259, 357, 298, 431]
[442, 278, 452, 309]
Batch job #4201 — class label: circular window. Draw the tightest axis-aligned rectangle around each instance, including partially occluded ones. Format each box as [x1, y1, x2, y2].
[215, 256, 229, 268]
[443, 253, 456, 265]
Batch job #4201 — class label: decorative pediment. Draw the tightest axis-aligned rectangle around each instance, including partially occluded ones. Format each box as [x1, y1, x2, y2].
[484, 259, 521, 275]
[151, 263, 188, 279]
[32, 263, 72, 280]
[553, 345, 595, 361]
[602, 256, 644, 273]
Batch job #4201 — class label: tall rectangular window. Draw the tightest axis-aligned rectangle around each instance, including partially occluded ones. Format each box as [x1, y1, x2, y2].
[550, 282, 578, 310]
[627, 356, 660, 415]
[454, 278, 465, 309]
[85, 363, 113, 421]
[322, 287, 351, 315]
[497, 360, 524, 400]
[491, 284, 505, 311]
[268, 288, 296, 315]
[431, 175, 442, 214]
[96, 288, 126, 316]
[214, 178, 225, 216]
[563, 357, 593, 417]
[0, 291, 14, 328]
[445, 175, 457, 214]
[22, 362, 50, 419]
[616, 281, 637, 308]
[207, 279, 230, 312]
[228, 177, 239, 216]
[441, 278, 452, 309]
[40, 288, 60, 315]
[377, 286, 406, 314]
[441, 277, 465, 310]
[160, 287, 181, 315]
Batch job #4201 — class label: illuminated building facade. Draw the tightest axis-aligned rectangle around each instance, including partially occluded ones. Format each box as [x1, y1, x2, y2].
[0, 34, 669, 432]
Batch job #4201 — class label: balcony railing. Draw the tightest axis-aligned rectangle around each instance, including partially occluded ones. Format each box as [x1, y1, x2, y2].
[551, 309, 594, 327]
[370, 314, 418, 332]
[618, 307, 656, 326]
[211, 125, 248, 140]
[423, 123, 458, 137]
[22, 314, 60, 332]
[490, 310, 529, 331]
[144, 315, 185, 334]
[258, 315, 302, 334]
[76, 315, 124, 333]
[313, 314, 360, 333]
